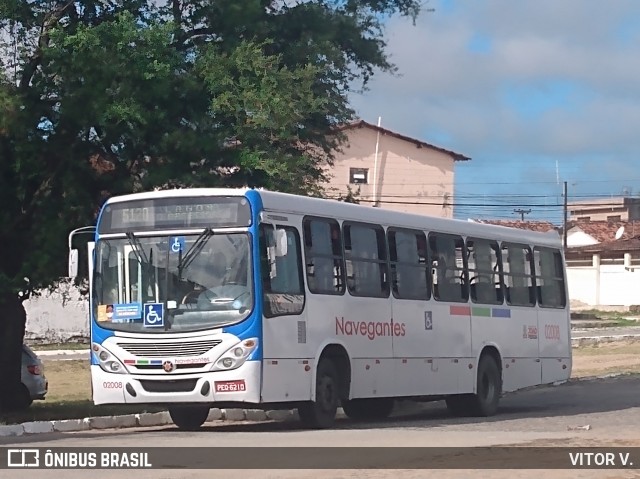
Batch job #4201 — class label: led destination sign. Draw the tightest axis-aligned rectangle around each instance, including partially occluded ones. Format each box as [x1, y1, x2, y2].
[98, 196, 252, 233]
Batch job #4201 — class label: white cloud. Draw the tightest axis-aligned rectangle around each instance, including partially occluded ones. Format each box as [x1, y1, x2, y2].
[350, 0, 640, 163]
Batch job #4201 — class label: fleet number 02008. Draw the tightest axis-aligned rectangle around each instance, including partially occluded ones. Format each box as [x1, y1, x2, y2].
[545, 324, 561, 340]
[103, 381, 123, 389]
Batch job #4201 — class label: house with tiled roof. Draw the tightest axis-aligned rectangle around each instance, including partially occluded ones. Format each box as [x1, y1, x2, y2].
[564, 220, 640, 308]
[325, 119, 470, 217]
[469, 219, 560, 234]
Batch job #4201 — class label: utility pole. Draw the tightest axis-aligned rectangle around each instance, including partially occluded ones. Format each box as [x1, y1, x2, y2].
[514, 208, 531, 221]
[563, 180, 568, 249]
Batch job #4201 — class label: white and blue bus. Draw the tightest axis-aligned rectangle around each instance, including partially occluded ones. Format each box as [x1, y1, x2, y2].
[68, 188, 571, 430]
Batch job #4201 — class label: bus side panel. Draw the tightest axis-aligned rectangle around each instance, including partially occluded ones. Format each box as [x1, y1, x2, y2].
[392, 300, 470, 396]
[473, 306, 541, 392]
[538, 307, 572, 384]
[313, 294, 394, 399]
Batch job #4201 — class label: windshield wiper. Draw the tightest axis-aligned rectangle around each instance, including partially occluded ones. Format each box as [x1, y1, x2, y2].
[125, 231, 150, 265]
[178, 227, 214, 276]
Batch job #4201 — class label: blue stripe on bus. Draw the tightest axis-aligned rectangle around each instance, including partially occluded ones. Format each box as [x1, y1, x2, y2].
[491, 308, 511, 318]
[222, 190, 264, 361]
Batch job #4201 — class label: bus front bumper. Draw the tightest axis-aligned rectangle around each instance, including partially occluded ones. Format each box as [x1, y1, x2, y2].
[90, 361, 261, 405]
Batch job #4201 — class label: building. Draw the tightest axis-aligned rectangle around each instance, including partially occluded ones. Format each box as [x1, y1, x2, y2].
[325, 120, 470, 217]
[564, 220, 640, 308]
[469, 219, 559, 234]
[568, 196, 640, 222]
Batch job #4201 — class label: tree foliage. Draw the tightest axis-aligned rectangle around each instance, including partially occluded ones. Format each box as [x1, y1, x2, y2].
[0, 0, 421, 294]
[0, 0, 422, 407]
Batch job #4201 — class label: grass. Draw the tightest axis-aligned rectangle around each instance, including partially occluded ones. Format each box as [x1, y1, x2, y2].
[607, 317, 640, 327]
[29, 342, 89, 351]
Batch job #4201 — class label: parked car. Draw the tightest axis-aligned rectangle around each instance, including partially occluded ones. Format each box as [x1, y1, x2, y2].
[19, 344, 48, 409]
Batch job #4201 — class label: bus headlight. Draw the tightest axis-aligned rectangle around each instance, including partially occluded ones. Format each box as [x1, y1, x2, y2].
[212, 338, 258, 371]
[92, 343, 127, 375]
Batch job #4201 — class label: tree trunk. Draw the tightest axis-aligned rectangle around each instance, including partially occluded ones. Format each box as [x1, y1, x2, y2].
[0, 292, 27, 411]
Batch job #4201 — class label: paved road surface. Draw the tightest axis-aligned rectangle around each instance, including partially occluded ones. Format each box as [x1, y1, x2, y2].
[2, 374, 640, 479]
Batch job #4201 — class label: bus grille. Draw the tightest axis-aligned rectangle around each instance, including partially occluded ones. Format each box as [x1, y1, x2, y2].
[139, 379, 198, 393]
[116, 339, 222, 357]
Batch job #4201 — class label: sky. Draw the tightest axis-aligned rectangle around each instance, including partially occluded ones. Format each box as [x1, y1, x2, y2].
[348, 0, 640, 224]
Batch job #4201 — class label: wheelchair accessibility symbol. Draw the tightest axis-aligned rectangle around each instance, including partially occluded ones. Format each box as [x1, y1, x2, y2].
[143, 303, 164, 328]
[170, 236, 185, 254]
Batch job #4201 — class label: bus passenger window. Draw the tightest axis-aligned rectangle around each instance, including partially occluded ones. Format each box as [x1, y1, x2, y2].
[388, 228, 429, 300]
[302, 218, 345, 295]
[467, 238, 503, 305]
[429, 233, 468, 303]
[343, 222, 389, 298]
[502, 243, 535, 307]
[259, 225, 305, 317]
[533, 247, 566, 308]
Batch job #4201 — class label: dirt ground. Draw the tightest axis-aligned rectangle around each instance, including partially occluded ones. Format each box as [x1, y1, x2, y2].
[572, 340, 640, 377]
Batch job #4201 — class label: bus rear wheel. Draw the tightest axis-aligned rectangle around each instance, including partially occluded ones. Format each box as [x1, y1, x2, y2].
[169, 405, 210, 431]
[445, 354, 502, 417]
[298, 359, 340, 429]
[342, 398, 394, 421]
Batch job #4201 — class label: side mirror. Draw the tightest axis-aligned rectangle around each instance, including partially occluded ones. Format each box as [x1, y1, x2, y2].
[68, 249, 79, 278]
[275, 229, 288, 257]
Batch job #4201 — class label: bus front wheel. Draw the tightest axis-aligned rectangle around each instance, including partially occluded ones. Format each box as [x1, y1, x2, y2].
[169, 405, 210, 431]
[298, 359, 340, 429]
[342, 398, 394, 421]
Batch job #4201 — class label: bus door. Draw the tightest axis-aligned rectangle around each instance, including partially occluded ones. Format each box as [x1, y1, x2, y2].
[258, 219, 309, 402]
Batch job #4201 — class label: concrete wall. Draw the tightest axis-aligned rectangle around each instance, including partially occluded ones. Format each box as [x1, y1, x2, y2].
[23, 283, 89, 343]
[567, 261, 640, 307]
[326, 127, 455, 217]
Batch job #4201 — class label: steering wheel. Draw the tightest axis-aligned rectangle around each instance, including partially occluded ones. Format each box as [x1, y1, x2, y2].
[181, 290, 202, 304]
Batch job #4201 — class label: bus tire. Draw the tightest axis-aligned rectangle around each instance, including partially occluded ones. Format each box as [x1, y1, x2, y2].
[473, 354, 501, 416]
[298, 359, 339, 429]
[169, 405, 210, 431]
[342, 398, 394, 421]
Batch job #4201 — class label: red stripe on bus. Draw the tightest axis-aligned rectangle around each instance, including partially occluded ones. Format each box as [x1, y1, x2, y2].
[450, 306, 471, 316]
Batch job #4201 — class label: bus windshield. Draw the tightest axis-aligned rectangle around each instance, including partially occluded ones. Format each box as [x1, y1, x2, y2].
[93, 232, 252, 333]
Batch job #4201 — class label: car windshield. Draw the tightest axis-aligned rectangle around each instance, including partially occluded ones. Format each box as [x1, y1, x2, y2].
[93, 232, 252, 333]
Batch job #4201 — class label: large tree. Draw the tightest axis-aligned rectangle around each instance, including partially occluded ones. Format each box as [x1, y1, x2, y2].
[0, 0, 421, 409]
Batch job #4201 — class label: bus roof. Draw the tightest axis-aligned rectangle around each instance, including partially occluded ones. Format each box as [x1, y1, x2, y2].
[103, 187, 562, 248]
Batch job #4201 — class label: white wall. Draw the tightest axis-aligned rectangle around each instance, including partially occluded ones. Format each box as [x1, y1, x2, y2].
[23, 283, 89, 343]
[567, 262, 640, 307]
[566, 267, 598, 306]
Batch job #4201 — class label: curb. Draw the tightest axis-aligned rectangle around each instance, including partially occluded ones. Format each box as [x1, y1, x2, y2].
[0, 407, 313, 438]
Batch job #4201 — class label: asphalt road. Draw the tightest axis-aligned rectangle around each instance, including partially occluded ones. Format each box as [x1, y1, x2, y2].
[3, 374, 640, 479]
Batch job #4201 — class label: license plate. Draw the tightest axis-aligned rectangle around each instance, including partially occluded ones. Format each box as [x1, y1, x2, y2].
[214, 380, 246, 392]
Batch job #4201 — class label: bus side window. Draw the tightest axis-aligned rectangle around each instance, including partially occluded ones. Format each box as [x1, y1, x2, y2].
[467, 237, 503, 305]
[429, 233, 468, 303]
[302, 217, 345, 295]
[533, 247, 566, 308]
[388, 228, 430, 300]
[502, 243, 535, 307]
[259, 224, 305, 317]
[343, 222, 389, 298]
